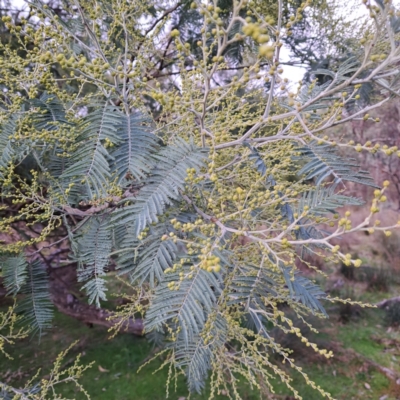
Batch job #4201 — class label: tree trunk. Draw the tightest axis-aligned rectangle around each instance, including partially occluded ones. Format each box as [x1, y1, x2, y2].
[48, 264, 144, 336]
[376, 296, 400, 309]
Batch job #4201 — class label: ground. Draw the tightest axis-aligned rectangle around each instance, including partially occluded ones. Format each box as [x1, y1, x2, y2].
[1, 266, 400, 400]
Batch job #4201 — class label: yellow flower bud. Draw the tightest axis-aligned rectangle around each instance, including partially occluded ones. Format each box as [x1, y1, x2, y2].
[259, 45, 274, 58]
[257, 34, 270, 43]
[332, 245, 340, 253]
[171, 29, 180, 37]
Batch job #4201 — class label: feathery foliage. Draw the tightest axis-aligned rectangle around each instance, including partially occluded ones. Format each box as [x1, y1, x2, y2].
[75, 215, 112, 307]
[30, 92, 69, 132]
[1, 254, 28, 296]
[297, 186, 364, 216]
[0, 0, 399, 398]
[297, 140, 378, 188]
[113, 138, 207, 236]
[116, 225, 178, 287]
[16, 261, 53, 336]
[0, 114, 18, 176]
[60, 104, 114, 200]
[283, 268, 327, 316]
[145, 262, 221, 344]
[228, 260, 279, 336]
[174, 315, 227, 394]
[111, 113, 159, 183]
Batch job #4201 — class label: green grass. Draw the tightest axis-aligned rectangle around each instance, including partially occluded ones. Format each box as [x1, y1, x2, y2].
[0, 310, 260, 400]
[1, 285, 400, 400]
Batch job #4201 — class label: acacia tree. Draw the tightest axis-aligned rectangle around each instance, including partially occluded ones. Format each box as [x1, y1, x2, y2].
[1, 0, 400, 398]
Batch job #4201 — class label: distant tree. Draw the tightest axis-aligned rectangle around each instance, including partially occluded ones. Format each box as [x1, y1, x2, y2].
[0, 0, 399, 398]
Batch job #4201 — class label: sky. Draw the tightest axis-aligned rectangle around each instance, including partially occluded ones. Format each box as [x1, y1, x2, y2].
[279, 46, 306, 85]
[278, 0, 400, 82]
[279, 0, 371, 83]
[4, 0, 391, 84]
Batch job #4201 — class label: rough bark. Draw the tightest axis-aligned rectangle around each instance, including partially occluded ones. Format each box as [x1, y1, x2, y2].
[376, 296, 400, 309]
[48, 264, 144, 336]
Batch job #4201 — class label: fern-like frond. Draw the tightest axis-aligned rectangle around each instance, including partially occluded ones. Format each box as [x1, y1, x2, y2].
[294, 187, 362, 252]
[0, 115, 18, 176]
[84, 102, 122, 144]
[113, 138, 207, 236]
[47, 150, 71, 178]
[229, 262, 279, 308]
[283, 268, 327, 316]
[145, 264, 220, 345]
[174, 315, 227, 394]
[228, 261, 279, 337]
[30, 92, 69, 131]
[1, 254, 28, 296]
[111, 113, 159, 182]
[75, 215, 111, 307]
[0, 383, 41, 400]
[336, 56, 360, 79]
[175, 333, 213, 393]
[296, 79, 333, 114]
[114, 212, 197, 287]
[297, 186, 364, 216]
[297, 57, 362, 114]
[297, 141, 378, 188]
[111, 222, 131, 249]
[60, 102, 118, 199]
[313, 57, 360, 88]
[17, 260, 53, 335]
[27, 93, 73, 178]
[116, 226, 177, 288]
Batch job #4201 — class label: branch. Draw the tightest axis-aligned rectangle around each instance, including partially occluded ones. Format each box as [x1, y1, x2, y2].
[48, 265, 144, 335]
[62, 203, 111, 217]
[375, 296, 400, 309]
[144, 3, 182, 36]
[61, 190, 136, 217]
